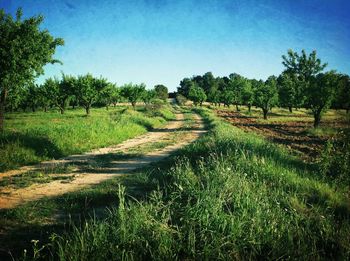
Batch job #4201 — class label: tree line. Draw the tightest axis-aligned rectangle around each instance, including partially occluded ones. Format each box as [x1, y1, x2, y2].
[177, 50, 350, 127]
[5, 74, 169, 115]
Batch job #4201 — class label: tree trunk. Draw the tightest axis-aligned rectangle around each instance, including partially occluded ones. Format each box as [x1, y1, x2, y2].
[44, 106, 47, 112]
[60, 107, 64, 114]
[131, 102, 136, 110]
[0, 88, 7, 131]
[32, 107, 36, 112]
[248, 105, 251, 112]
[106, 105, 109, 111]
[346, 108, 349, 114]
[288, 106, 293, 113]
[236, 104, 239, 111]
[263, 108, 268, 119]
[313, 112, 321, 128]
[86, 106, 90, 115]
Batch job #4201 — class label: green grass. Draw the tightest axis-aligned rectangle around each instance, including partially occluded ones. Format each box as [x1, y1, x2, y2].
[0, 164, 75, 189]
[0, 105, 175, 172]
[13, 107, 348, 260]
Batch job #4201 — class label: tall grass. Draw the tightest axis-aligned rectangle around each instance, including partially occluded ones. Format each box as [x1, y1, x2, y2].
[0, 106, 174, 172]
[27, 108, 350, 260]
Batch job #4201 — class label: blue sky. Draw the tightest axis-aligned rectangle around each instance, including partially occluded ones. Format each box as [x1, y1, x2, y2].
[1, 0, 349, 91]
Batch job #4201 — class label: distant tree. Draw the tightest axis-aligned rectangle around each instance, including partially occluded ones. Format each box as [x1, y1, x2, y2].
[282, 49, 327, 110]
[154, 84, 168, 101]
[255, 76, 278, 119]
[306, 71, 338, 128]
[277, 73, 297, 113]
[334, 74, 350, 113]
[242, 80, 254, 112]
[76, 74, 108, 115]
[221, 90, 235, 107]
[282, 49, 327, 81]
[99, 83, 117, 110]
[178, 78, 193, 98]
[188, 85, 207, 106]
[228, 73, 246, 111]
[142, 89, 157, 105]
[36, 84, 52, 112]
[44, 77, 69, 114]
[0, 8, 64, 130]
[121, 83, 146, 109]
[25, 83, 40, 112]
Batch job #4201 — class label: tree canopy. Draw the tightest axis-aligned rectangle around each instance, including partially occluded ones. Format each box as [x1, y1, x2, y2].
[0, 8, 64, 130]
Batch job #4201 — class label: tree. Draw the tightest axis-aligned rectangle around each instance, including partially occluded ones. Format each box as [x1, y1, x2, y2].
[306, 71, 338, 128]
[26, 83, 40, 112]
[242, 80, 254, 112]
[36, 84, 52, 112]
[282, 49, 327, 81]
[154, 84, 168, 101]
[254, 76, 278, 119]
[121, 83, 146, 109]
[142, 89, 157, 105]
[228, 73, 245, 111]
[178, 78, 193, 98]
[334, 74, 350, 113]
[99, 83, 117, 110]
[45, 75, 73, 114]
[277, 73, 297, 113]
[76, 74, 108, 115]
[0, 8, 64, 130]
[188, 85, 207, 106]
[221, 90, 235, 107]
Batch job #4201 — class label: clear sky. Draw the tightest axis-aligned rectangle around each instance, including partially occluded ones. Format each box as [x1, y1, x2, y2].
[1, 0, 349, 91]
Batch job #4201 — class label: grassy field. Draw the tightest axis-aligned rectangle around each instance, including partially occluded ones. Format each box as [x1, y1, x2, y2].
[2, 107, 348, 260]
[0, 105, 175, 172]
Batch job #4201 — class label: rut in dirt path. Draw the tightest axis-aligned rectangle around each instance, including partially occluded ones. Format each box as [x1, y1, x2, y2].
[0, 112, 206, 209]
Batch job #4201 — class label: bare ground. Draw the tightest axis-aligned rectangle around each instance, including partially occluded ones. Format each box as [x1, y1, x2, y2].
[0, 112, 206, 209]
[216, 110, 347, 160]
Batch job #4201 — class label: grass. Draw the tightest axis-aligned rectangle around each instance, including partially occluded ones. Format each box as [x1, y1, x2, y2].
[0, 164, 75, 189]
[0, 105, 175, 172]
[7, 107, 348, 260]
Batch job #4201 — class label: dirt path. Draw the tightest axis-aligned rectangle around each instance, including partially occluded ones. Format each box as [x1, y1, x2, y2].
[0, 112, 206, 209]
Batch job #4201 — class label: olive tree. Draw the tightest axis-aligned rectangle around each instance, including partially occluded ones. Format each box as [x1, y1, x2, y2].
[0, 8, 64, 130]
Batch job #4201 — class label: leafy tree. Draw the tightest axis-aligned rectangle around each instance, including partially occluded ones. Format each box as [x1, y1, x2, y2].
[26, 83, 40, 112]
[306, 71, 338, 127]
[121, 83, 146, 109]
[255, 76, 278, 119]
[142, 89, 157, 105]
[241, 80, 254, 112]
[154, 84, 168, 101]
[76, 74, 108, 115]
[228, 73, 246, 111]
[178, 78, 193, 98]
[282, 49, 327, 81]
[44, 77, 63, 114]
[188, 85, 207, 106]
[334, 74, 350, 113]
[99, 83, 117, 110]
[0, 8, 64, 130]
[277, 73, 297, 113]
[36, 84, 52, 112]
[221, 90, 235, 107]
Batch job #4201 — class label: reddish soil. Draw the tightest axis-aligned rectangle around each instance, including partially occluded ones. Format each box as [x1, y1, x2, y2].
[216, 110, 347, 160]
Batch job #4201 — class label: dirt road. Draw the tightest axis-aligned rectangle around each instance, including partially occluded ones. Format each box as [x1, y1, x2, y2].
[0, 111, 206, 209]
